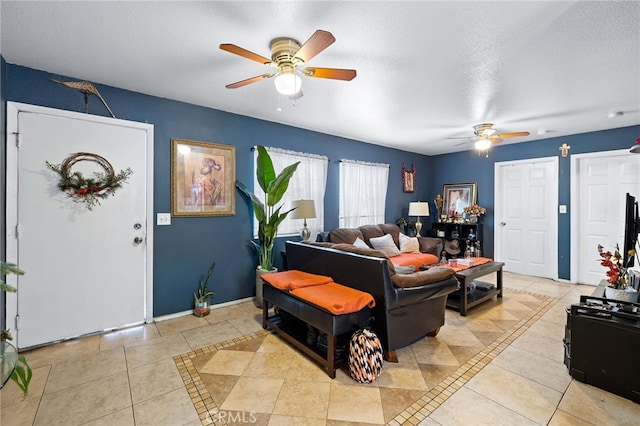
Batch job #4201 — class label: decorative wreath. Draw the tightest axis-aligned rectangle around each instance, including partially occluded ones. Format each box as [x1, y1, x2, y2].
[46, 152, 133, 210]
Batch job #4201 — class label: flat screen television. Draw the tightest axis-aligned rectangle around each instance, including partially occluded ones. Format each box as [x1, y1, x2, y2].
[623, 193, 639, 268]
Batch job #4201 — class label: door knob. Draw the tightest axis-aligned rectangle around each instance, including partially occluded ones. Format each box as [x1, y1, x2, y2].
[133, 237, 144, 244]
[500, 222, 506, 226]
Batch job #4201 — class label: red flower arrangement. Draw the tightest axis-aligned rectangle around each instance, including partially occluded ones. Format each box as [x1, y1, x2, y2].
[597, 244, 635, 289]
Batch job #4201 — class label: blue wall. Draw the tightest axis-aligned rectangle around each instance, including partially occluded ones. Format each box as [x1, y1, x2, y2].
[430, 125, 640, 280]
[4, 62, 639, 315]
[4, 63, 430, 316]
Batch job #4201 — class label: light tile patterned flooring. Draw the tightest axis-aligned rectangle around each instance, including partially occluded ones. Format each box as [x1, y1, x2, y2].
[2, 272, 640, 425]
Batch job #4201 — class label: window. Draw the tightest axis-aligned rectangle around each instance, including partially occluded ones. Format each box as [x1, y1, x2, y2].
[339, 159, 389, 227]
[253, 146, 328, 237]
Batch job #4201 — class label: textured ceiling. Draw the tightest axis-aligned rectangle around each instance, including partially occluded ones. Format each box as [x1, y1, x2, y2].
[1, 1, 639, 155]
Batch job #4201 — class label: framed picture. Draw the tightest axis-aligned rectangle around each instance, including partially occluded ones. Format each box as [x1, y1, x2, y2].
[402, 163, 416, 193]
[442, 182, 477, 216]
[171, 139, 235, 217]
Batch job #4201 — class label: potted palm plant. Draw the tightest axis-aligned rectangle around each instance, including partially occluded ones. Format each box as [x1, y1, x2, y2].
[193, 260, 215, 317]
[1, 261, 32, 396]
[236, 145, 300, 307]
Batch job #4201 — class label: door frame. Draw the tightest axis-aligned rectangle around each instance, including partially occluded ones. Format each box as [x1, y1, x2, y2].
[494, 156, 559, 279]
[5, 102, 154, 342]
[570, 149, 633, 284]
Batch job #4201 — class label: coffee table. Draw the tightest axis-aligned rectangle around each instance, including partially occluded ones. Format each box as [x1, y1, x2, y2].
[446, 261, 505, 316]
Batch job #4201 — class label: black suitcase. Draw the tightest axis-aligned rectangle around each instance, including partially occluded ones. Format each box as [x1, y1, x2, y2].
[564, 295, 640, 403]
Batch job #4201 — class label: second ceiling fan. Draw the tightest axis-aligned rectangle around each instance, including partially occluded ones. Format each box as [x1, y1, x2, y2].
[220, 29, 357, 96]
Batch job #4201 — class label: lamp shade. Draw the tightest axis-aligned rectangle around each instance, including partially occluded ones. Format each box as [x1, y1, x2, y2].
[274, 71, 302, 96]
[408, 202, 429, 217]
[475, 139, 492, 151]
[291, 200, 316, 219]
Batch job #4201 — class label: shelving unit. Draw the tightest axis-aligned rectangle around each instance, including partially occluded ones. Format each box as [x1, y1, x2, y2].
[431, 222, 483, 257]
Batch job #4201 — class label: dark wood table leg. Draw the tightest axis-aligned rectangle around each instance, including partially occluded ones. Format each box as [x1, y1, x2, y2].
[328, 334, 336, 379]
[497, 267, 503, 298]
[459, 277, 468, 316]
[262, 299, 269, 329]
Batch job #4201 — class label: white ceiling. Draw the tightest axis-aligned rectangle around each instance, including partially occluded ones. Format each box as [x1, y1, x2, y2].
[1, 1, 639, 155]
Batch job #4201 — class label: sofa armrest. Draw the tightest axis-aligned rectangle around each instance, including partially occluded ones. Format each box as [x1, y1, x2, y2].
[391, 267, 455, 289]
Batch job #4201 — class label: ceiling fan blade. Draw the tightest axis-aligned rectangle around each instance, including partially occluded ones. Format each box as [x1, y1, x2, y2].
[303, 67, 356, 81]
[293, 30, 335, 63]
[225, 74, 273, 89]
[489, 137, 503, 143]
[219, 43, 273, 65]
[496, 131, 530, 138]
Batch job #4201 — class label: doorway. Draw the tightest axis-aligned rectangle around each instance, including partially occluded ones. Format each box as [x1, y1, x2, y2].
[494, 157, 558, 279]
[571, 150, 640, 285]
[6, 102, 154, 349]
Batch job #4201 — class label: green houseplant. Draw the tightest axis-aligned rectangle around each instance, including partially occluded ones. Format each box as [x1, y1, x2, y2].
[1, 261, 32, 397]
[236, 145, 299, 307]
[193, 261, 215, 317]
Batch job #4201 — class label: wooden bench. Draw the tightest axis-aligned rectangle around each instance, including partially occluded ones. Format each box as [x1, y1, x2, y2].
[261, 273, 374, 378]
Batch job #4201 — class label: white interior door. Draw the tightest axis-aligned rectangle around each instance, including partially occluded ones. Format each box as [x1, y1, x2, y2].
[572, 151, 640, 285]
[495, 157, 558, 279]
[6, 103, 154, 349]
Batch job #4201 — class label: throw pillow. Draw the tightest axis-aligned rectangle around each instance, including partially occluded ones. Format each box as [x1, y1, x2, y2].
[393, 264, 415, 274]
[418, 237, 443, 256]
[369, 234, 401, 258]
[352, 237, 370, 249]
[398, 233, 420, 253]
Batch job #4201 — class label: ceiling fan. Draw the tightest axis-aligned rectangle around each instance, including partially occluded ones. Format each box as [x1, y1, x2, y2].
[219, 29, 357, 96]
[471, 123, 530, 144]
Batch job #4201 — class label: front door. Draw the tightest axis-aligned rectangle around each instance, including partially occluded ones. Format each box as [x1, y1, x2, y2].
[6, 102, 154, 349]
[495, 157, 558, 279]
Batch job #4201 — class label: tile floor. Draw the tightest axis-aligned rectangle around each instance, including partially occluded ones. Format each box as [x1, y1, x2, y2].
[2, 272, 640, 425]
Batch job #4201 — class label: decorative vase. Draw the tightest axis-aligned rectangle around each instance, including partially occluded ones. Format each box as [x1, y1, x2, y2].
[469, 215, 478, 224]
[255, 267, 278, 308]
[194, 299, 210, 317]
[604, 286, 639, 303]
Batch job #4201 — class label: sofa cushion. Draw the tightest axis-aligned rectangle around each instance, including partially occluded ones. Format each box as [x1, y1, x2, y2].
[399, 233, 420, 253]
[330, 243, 396, 275]
[391, 267, 456, 288]
[418, 237, 443, 257]
[378, 223, 402, 247]
[359, 225, 386, 246]
[329, 228, 365, 245]
[370, 234, 402, 257]
[353, 237, 370, 249]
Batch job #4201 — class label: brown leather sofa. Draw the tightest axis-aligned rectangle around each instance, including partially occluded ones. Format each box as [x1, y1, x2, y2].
[285, 238, 458, 361]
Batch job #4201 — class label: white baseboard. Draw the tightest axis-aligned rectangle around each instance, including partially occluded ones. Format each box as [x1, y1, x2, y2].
[153, 296, 255, 322]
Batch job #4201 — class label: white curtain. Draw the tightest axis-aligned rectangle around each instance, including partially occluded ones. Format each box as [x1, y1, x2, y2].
[253, 146, 328, 238]
[339, 159, 389, 228]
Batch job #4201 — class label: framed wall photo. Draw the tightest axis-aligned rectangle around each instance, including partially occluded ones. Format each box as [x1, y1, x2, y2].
[402, 163, 416, 193]
[171, 139, 235, 217]
[442, 182, 477, 216]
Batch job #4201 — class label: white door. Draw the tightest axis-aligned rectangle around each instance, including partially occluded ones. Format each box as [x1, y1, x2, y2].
[6, 102, 154, 349]
[495, 157, 558, 279]
[572, 151, 640, 285]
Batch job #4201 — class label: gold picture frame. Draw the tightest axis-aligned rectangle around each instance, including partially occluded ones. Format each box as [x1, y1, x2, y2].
[442, 182, 477, 216]
[171, 139, 235, 217]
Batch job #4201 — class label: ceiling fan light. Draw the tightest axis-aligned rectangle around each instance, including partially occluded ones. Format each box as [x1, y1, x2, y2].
[274, 72, 302, 95]
[475, 139, 492, 151]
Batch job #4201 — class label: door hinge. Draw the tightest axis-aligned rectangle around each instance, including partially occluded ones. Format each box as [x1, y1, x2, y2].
[15, 224, 22, 239]
[15, 315, 20, 330]
[13, 132, 20, 147]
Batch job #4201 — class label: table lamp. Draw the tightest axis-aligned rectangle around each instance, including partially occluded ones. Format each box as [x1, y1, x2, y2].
[408, 201, 430, 236]
[291, 199, 316, 241]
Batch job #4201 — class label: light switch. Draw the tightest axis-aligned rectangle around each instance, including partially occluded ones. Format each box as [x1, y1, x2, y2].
[559, 205, 567, 214]
[157, 213, 171, 225]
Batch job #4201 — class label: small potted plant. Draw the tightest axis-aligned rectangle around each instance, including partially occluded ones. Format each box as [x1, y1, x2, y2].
[193, 260, 215, 317]
[463, 204, 487, 224]
[597, 244, 638, 303]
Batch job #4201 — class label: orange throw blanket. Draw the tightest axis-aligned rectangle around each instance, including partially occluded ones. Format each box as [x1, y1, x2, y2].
[260, 270, 333, 290]
[445, 257, 492, 272]
[290, 282, 376, 315]
[391, 253, 439, 269]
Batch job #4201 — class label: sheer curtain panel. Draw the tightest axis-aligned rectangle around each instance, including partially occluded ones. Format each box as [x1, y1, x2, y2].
[339, 159, 389, 228]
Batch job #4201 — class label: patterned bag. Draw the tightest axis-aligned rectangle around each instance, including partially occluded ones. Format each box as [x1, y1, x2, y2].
[348, 328, 383, 383]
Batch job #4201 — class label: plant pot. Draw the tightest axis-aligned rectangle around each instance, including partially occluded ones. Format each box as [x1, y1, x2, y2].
[468, 215, 478, 224]
[255, 267, 278, 308]
[604, 286, 639, 303]
[194, 299, 210, 317]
